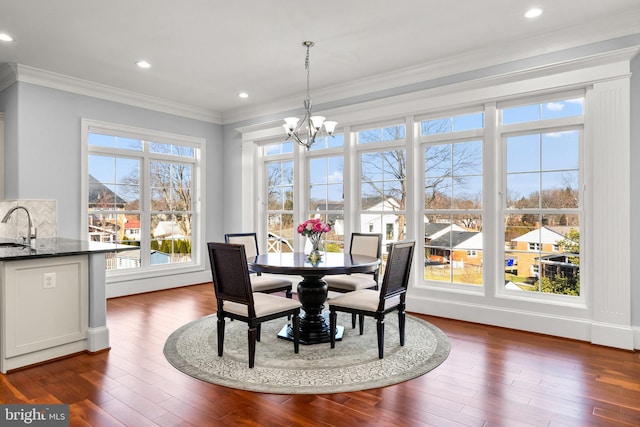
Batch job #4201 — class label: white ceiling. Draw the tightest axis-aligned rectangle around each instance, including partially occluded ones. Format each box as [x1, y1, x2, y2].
[1, 1, 640, 124]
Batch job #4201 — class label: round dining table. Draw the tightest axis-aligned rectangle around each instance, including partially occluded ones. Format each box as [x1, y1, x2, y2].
[248, 252, 381, 345]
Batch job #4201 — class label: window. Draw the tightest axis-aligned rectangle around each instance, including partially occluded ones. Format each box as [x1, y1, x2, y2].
[85, 122, 201, 273]
[255, 93, 584, 303]
[358, 124, 407, 252]
[501, 96, 583, 296]
[422, 112, 484, 286]
[265, 142, 294, 252]
[308, 145, 344, 252]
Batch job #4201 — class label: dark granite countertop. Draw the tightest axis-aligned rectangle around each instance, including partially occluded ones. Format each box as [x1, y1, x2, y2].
[0, 237, 136, 260]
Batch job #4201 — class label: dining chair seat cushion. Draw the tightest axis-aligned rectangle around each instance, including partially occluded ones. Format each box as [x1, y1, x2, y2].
[324, 273, 377, 291]
[249, 275, 292, 292]
[223, 293, 301, 318]
[329, 289, 400, 312]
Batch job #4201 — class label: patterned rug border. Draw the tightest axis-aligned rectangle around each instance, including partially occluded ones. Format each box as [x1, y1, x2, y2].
[163, 313, 450, 394]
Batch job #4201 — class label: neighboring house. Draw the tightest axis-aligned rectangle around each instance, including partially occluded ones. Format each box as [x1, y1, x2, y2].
[425, 230, 483, 268]
[123, 218, 141, 241]
[510, 226, 577, 278]
[87, 174, 129, 243]
[360, 198, 403, 250]
[424, 222, 466, 241]
[153, 221, 187, 240]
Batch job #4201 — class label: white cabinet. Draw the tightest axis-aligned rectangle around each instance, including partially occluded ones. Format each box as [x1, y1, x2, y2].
[1, 255, 88, 373]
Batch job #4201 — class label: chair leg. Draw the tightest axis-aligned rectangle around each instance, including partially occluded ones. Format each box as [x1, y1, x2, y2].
[293, 313, 300, 353]
[398, 310, 406, 347]
[377, 318, 385, 359]
[351, 313, 356, 329]
[248, 326, 257, 368]
[329, 309, 337, 348]
[256, 323, 261, 342]
[286, 289, 293, 320]
[217, 316, 225, 357]
[358, 314, 365, 335]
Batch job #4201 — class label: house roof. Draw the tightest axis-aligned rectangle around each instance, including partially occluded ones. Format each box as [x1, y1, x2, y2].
[512, 226, 568, 245]
[88, 175, 128, 207]
[426, 231, 480, 250]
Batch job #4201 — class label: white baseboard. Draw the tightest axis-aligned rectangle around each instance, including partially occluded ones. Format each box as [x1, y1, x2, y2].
[106, 270, 211, 298]
[87, 326, 110, 352]
[406, 295, 638, 350]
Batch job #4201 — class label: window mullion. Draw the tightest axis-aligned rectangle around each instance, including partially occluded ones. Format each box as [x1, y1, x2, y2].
[140, 145, 151, 268]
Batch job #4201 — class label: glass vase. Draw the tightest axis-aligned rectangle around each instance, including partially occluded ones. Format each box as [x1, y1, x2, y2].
[307, 234, 323, 261]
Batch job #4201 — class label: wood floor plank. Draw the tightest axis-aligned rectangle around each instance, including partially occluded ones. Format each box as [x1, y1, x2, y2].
[1, 283, 639, 426]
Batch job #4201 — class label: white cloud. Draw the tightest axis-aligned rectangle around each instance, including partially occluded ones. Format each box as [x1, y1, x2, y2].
[546, 130, 575, 138]
[546, 102, 565, 111]
[327, 171, 343, 183]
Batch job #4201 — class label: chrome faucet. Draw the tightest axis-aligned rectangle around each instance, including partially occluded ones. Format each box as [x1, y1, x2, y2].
[1, 206, 34, 247]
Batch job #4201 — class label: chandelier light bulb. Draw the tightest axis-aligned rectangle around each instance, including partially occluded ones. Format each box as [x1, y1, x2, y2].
[323, 121, 337, 135]
[310, 116, 325, 130]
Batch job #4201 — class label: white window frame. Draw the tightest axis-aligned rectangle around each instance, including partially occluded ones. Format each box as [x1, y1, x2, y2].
[497, 91, 585, 304]
[81, 119, 205, 284]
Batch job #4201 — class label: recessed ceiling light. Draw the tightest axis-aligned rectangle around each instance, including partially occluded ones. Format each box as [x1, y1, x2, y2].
[525, 8, 543, 19]
[0, 33, 14, 42]
[136, 60, 151, 69]
[238, 92, 249, 99]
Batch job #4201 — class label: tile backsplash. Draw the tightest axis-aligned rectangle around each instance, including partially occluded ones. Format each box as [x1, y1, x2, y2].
[0, 200, 57, 240]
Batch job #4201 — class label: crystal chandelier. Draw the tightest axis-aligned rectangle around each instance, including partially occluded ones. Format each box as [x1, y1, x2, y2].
[283, 41, 337, 150]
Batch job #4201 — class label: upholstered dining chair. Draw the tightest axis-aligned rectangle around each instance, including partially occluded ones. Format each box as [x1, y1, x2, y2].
[225, 232, 293, 299]
[207, 242, 301, 368]
[328, 241, 415, 359]
[325, 233, 382, 327]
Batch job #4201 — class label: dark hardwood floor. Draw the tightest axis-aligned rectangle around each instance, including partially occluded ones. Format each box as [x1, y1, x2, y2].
[1, 283, 639, 426]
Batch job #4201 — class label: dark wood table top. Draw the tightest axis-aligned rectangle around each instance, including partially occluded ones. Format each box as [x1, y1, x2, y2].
[248, 252, 380, 276]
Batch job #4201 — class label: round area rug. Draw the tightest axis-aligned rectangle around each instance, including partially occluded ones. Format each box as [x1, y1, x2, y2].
[163, 312, 450, 394]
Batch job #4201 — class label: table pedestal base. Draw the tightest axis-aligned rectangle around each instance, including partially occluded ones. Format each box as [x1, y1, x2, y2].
[277, 313, 343, 345]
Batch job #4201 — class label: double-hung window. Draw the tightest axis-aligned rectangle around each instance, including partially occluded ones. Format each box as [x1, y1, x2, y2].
[500, 94, 583, 296]
[84, 120, 202, 274]
[308, 134, 345, 251]
[421, 111, 484, 286]
[357, 123, 407, 253]
[264, 141, 295, 252]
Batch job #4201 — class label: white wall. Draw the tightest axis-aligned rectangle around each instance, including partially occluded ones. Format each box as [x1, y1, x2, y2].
[0, 82, 224, 295]
[630, 53, 640, 328]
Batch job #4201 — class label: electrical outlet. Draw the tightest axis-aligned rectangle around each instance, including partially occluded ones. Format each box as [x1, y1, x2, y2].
[43, 272, 56, 289]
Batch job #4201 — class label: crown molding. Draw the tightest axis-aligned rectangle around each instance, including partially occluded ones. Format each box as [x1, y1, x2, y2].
[0, 63, 18, 93]
[222, 10, 640, 125]
[1, 63, 222, 124]
[224, 39, 640, 127]
[236, 45, 639, 142]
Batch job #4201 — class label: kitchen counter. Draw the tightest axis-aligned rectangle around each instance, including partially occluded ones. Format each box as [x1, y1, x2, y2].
[0, 237, 131, 260]
[0, 237, 136, 373]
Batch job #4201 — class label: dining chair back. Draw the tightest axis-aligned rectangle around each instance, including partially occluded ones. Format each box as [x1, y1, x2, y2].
[208, 242, 301, 368]
[376, 240, 415, 310]
[224, 232, 293, 298]
[349, 233, 383, 282]
[225, 232, 259, 264]
[329, 240, 415, 359]
[325, 233, 382, 328]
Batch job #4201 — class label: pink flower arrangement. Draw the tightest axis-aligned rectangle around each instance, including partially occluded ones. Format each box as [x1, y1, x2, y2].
[296, 218, 332, 238]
